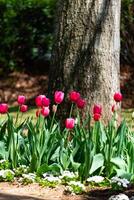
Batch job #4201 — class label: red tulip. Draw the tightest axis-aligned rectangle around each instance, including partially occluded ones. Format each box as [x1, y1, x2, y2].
[93, 113, 101, 121]
[35, 95, 46, 107]
[42, 96, 50, 107]
[0, 103, 8, 114]
[112, 105, 115, 112]
[20, 105, 28, 113]
[65, 118, 75, 129]
[76, 98, 86, 109]
[41, 107, 50, 117]
[114, 92, 123, 102]
[17, 95, 26, 105]
[69, 91, 80, 102]
[54, 91, 64, 104]
[36, 110, 41, 117]
[93, 104, 102, 115]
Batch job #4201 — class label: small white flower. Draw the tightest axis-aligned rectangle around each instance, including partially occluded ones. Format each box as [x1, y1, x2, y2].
[44, 175, 61, 183]
[0, 169, 14, 178]
[111, 177, 129, 188]
[0, 159, 6, 163]
[69, 181, 85, 190]
[22, 173, 36, 181]
[59, 171, 76, 179]
[87, 176, 104, 183]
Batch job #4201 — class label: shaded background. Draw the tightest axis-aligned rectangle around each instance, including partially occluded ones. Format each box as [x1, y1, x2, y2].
[0, 0, 133, 108]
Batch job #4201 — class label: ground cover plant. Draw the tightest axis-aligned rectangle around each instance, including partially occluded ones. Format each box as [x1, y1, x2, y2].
[0, 91, 134, 194]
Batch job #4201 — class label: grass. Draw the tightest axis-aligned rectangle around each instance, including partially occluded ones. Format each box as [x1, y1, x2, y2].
[0, 106, 134, 129]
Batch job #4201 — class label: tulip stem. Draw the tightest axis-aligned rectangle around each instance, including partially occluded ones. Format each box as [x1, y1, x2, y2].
[69, 103, 74, 117]
[50, 105, 58, 132]
[15, 106, 20, 126]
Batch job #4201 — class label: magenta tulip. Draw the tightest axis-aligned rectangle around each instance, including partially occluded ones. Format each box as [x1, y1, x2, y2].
[35, 95, 46, 107]
[93, 113, 101, 121]
[0, 103, 8, 114]
[65, 118, 75, 129]
[20, 105, 28, 113]
[76, 98, 86, 109]
[114, 92, 123, 102]
[93, 104, 102, 115]
[42, 96, 50, 107]
[17, 95, 26, 105]
[69, 91, 80, 103]
[54, 91, 64, 104]
[41, 107, 50, 117]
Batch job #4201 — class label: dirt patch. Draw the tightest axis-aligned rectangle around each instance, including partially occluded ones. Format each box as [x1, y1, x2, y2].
[0, 65, 134, 108]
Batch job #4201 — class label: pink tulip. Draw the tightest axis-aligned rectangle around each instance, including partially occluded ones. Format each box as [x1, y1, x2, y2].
[69, 91, 80, 103]
[35, 95, 46, 107]
[20, 105, 28, 113]
[76, 98, 86, 109]
[0, 103, 8, 114]
[41, 107, 50, 117]
[93, 113, 101, 121]
[17, 95, 26, 105]
[54, 91, 64, 104]
[65, 118, 75, 129]
[114, 92, 123, 102]
[93, 104, 102, 115]
[42, 96, 50, 107]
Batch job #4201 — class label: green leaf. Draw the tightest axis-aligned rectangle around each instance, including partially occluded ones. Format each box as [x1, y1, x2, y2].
[111, 157, 127, 170]
[89, 153, 104, 175]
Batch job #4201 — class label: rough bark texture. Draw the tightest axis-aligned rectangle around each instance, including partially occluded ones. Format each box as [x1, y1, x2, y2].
[49, 0, 121, 119]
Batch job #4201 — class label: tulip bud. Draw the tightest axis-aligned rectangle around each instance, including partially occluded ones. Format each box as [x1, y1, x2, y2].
[93, 113, 101, 121]
[76, 98, 86, 109]
[52, 105, 57, 113]
[65, 118, 75, 129]
[41, 107, 50, 117]
[17, 95, 26, 105]
[0, 103, 8, 114]
[54, 91, 64, 104]
[69, 91, 80, 103]
[93, 104, 102, 115]
[20, 105, 28, 113]
[114, 92, 123, 102]
[36, 110, 41, 117]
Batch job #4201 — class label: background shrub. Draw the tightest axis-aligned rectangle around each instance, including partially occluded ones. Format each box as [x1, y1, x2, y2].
[0, 0, 56, 74]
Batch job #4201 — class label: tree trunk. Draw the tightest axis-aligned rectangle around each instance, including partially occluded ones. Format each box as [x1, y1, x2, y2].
[49, 0, 121, 120]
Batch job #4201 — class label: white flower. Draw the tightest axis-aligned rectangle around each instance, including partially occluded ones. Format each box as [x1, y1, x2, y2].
[69, 181, 85, 190]
[22, 173, 36, 181]
[0, 169, 14, 178]
[59, 171, 76, 179]
[87, 176, 104, 183]
[0, 159, 6, 163]
[111, 177, 130, 188]
[44, 175, 61, 183]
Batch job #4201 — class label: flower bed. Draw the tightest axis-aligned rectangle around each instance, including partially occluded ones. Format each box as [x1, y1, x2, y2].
[0, 91, 134, 194]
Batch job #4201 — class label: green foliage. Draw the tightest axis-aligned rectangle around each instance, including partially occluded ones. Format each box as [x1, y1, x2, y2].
[121, 0, 134, 65]
[0, 0, 56, 73]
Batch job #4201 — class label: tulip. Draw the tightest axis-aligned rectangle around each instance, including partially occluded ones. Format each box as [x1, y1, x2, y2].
[0, 103, 8, 114]
[93, 113, 101, 121]
[65, 118, 75, 129]
[69, 91, 80, 102]
[93, 104, 102, 115]
[54, 91, 64, 104]
[42, 96, 50, 107]
[114, 92, 123, 102]
[76, 98, 86, 109]
[20, 105, 28, 113]
[35, 95, 46, 107]
[36, 110, 41, 117]
[41, 107, 50, 117]
[17, 95, 26, 105]
[52, 105, 57, 113]
[112, 105, 115, 112]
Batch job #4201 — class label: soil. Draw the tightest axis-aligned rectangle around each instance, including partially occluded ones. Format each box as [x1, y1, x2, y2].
[1, 182, 134, 200]
[0, 64, 134, 109]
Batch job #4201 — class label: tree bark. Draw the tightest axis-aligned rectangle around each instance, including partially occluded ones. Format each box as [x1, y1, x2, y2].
[49, 0, 121, 120]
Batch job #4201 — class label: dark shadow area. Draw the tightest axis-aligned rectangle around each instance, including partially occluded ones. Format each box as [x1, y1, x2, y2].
[0, 192, 45, 200]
